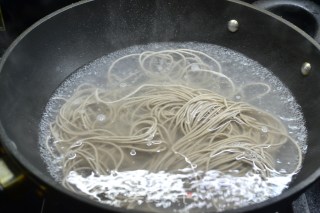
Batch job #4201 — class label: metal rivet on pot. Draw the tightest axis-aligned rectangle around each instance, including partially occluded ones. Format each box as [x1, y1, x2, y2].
[301, 62, 311, 76]
[228, 19, 239, 32]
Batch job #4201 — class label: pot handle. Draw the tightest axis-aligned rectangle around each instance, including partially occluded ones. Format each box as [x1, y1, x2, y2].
[253, 0, 320, 43]
[0, 145, 25, 191]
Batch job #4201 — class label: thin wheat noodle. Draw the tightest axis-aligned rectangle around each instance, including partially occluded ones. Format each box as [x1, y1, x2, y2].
[46, 49, 303, 208]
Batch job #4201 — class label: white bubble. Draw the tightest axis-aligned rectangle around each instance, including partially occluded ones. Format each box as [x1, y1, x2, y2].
[96, 114, 106, 122]
[261, 126, 268, 133]
[279, 169, 287, 174]
[130, 149, 136, 156]
[302, 145, 308, 151]
[72, 140, 83, 148]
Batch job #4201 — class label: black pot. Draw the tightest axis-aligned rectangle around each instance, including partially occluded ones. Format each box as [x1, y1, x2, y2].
[0, 0, 319, 212]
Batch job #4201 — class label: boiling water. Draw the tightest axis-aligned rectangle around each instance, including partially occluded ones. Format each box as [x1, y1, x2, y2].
[39, 42, 307, 212]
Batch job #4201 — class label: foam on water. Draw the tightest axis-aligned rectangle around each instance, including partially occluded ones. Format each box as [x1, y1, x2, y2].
[66, 170, 294, 212]
[39, 42, 307, 212]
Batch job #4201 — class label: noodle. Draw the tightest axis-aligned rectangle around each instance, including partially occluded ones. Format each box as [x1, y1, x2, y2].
[44, 48, 303, 211]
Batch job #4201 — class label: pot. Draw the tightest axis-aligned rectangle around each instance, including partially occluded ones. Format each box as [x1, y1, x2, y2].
[0, 0, 319, 212]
